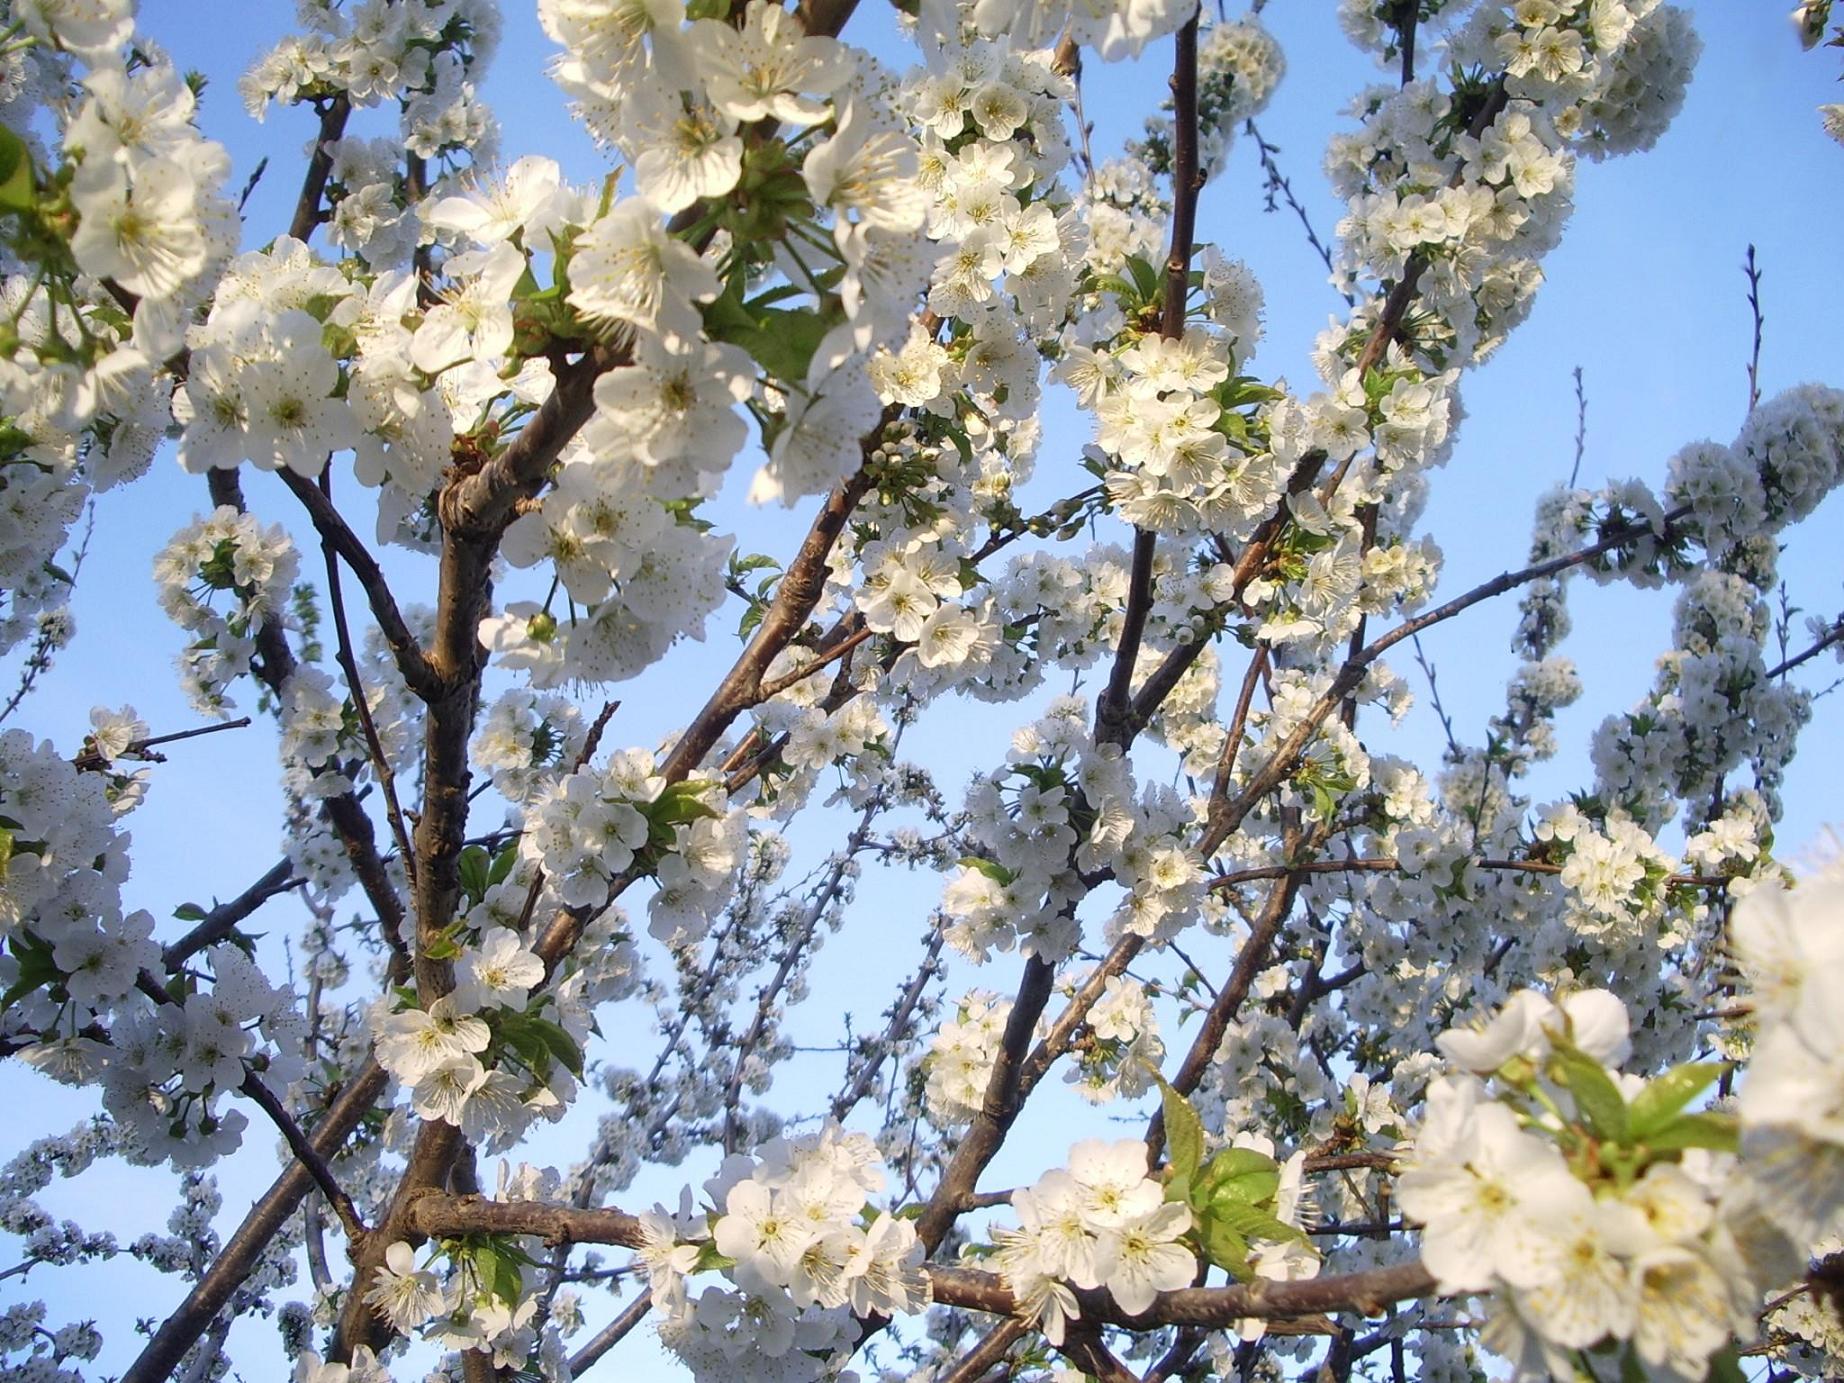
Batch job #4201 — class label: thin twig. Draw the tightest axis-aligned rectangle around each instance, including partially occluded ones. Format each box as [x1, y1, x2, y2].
[162, 858, 302, 971]
[1744, 244, 1764, 414]
[312, 468, 418, 886]
[1568, 365, 1588, 488]
[73, 716, 253, 771]
[1246, 120, 1349, 302]
[1766, 615, 1844, 679]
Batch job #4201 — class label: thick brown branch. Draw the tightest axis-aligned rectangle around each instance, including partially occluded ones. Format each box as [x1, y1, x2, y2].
[1148, 820, 1320, 1163]
[409, 1193, 1438, 1331]
[940, 1319, 1029, 1383]
[290, 95, 351, 243]
[121, 1062, 389, 1383]
[660, 457, 881, 783]
[916, 952, 1056, 1252]
[1060, 1323, 1138, 1382]
[925, 1260, 1438, 1330]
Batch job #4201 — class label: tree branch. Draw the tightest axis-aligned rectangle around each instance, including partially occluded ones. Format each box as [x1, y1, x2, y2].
[406, 1192, 1439, 1331]
[238, 1071, 369, 1244]
[280, 468, 437, 698]
[310, 467, 419, 887]
[161, 858, 301, 971]
[121, 1062, 389, 1383]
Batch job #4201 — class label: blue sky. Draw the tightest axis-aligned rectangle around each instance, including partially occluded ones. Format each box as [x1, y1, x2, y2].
[4, 2, 1843, 1378]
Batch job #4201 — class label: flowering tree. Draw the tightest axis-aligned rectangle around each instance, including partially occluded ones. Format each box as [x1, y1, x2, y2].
[1, 0, 1843, 1379]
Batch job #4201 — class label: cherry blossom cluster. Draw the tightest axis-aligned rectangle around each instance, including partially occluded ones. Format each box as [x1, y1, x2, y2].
[487, 449, 737, 687]
[989, 1139, 1194, 1343]
[1135, 13, 1287, 178]
[353, 1169, 580, 1372]
[922, 987, 1013, 1124]
[151, 505, 300, 713]
[955, 0, 1190, 59]
[1405, 992, 1720, 1376]
[0, 0, 233, 657]
[0, 731, 301, 1172]
[1400, 970, 1844, 1381]
[520, 750, 744, 946]
[243, 0, 503, 267]
[636, 1125, 926, 1381]
[941, 697, 1206, 963]
[1731, 856, 1844, 1252]
[4, 797, 312, 1179]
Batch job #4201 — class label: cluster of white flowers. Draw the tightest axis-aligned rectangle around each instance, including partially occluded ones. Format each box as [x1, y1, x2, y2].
[368, 924, 571, 1152]
[520, 748, 745, 946]
[923, 988, 1013, 1124]
[1395, 946, 1844, 1383]
[485, 450, 736, 688]
[956, 0, 1190, 59]
[1067, 973, 1166, 1105]
[637, 1125, 926, 1381]
[1731, 857, 1844, 1248]
[941, 696, 1207, 962]
[0, 730, 292, 1173]
[1135, 15, 1287, 178]
[470, 689, 587, 804]
[243, 0, 502, 220]
[992, 1139, 1195, 1342]
[0, 0, 233, 656]
[1400, 989, 1765, 1379]
[151, 505, 299, 713]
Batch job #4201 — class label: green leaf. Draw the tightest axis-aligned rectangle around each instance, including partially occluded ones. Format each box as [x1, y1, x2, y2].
[702, 282, 832, 385]
[491, 1011, 554, 1076]
[0, 127, 34, 214]
[172, 903, 208, 922]
[1192, 1146, 1280, 1212]
[957, 856, 1015, 886]
[1549, 1044, 1628, 1143]
[1090, 273, 1140, 303]
[1638, 1111, 1739, 1155]
[1203, 1197, 1310, 1249]
[488, 843, 518, 888]
[0, 931, 57, 1013]
[1703, 1346, 1746, 1383]
[1196, 1212, 1252, 1280]
[424, 919, 468, 962]
[1628, 1061, 1727, 1138]
[1124, 254, 1162, 304]
[656, 781, 719, 823]
[1157, 1076, 1205, 1189]
[458, 845, 489, 904]
[525, 1014, 585, 1080]
[472, 1241, 524, 1306]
